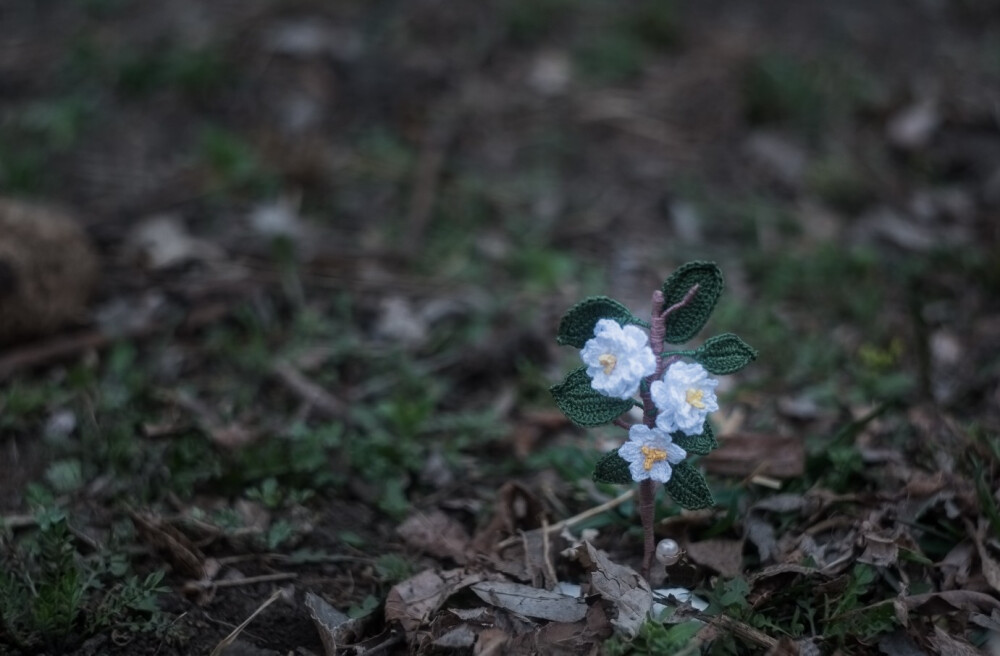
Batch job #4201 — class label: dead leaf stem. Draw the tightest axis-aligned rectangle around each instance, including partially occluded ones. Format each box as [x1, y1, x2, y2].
[497, 489, 635, 550]
[209, 587, 285, 656]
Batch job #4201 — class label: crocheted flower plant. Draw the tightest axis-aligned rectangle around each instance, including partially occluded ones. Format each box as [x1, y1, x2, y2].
[580, 319, 657, 400]
[651, 361, 719, 435]
[619, 425, 687, 484]
[550, 261, 757, 577]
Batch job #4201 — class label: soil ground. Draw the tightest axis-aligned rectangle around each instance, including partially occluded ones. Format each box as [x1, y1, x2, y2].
[1, 1, 1000, 654]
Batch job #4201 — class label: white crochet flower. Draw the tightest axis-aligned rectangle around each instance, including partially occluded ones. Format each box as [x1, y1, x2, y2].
[580, 319, 656, 400]
[651, 361, 719, 435]
[618, 424, 687, 483]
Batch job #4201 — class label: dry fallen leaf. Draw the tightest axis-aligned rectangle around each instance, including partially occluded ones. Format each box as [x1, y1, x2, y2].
[937, 540, 976, 590]
[858, 527, 900, 568]
[928, 625, 982, 656]
[498, 604, 610, 656]
[684, 538, 744, 577]
[385, 568, 483, 636]
[471, 481, 546, 551]
[474, 627, 510, 656]
[764, 636, 802, 656]
[305, 592, 367, 656]
[745, 494, 812, 564]
[129, 510, 214, 582]
[126, 214, 223, 270]
[702, 432, 805, 478]
[886, 99, 940, 150]
[904, 589, 1000, 616]
[876, 629, 925, 656]
[433, 624, 479, 649]
[970, 518, 1000, 595]
[397, 509, 471, 564]
[576, 542, 651, 639]
[470, 580, 587, 623]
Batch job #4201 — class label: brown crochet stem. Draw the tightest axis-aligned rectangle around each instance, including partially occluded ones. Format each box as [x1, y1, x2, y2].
[638, 284, 700, 580]
[638, 478, 656, 579]
[661, 282, 701, 322]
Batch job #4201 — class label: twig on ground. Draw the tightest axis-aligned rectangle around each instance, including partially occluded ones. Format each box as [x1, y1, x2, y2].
[0, 295, 247, 380]
[0, 330, 130, 381]
[210, 587, 286, 656]
[212, 573, 297, 588]
[703, 612, 778, 650]
[0, 514, 36, 529]
[363, 631, 405, 656]
[155, 388, 256, 448]
[270, 361, 347, 419]
[540, 516, 558, 586]
[497, 489, 635, 549]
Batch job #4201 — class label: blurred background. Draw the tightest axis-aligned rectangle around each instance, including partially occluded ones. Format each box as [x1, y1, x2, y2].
[2, 0, 1000, 653]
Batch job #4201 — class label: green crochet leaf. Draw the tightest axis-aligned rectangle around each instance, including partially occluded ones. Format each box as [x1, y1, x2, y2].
[694, 333, 758, 375]
[665, 461, 714, 510]
[661, 261, 724, 344]
[593, 449, 632, 484]
[556, 296, 647, 348]
[671, 421, 717, 456]
[550, 368, 635, 427]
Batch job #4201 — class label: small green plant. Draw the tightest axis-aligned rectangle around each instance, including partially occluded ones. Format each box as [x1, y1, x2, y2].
[0, 508, 168, 651]
[0, 95, 95, 193]
[503, 0, 573, 43]
[692, 564, 904, 652]
[627, 0, 680, 51]
[115, 45, 229, 99]
[374, 553, 415, 584]
[805, 153, 877, 213]
[744, 54, 830, 135]
[551, 262, 757, 577]
[574, 31, 646, 83]
[198, 125, 278, 196]
[604, 615, 702, 655]
[743, 52, 878, 141]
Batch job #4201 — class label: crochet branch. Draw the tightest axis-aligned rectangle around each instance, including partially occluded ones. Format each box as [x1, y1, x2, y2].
[551, 261, 757, 579]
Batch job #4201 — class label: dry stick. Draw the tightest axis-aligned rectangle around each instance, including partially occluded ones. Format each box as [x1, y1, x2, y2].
[540, 516, 558, 586]
[210, 587, 285, 656]
[363, 632, 405, 656]
[0, 294, 250, 381]
[496, 489, 635, 550]
[270, 361, 347, 419]
[212, 573, 297, 589]
[0, 514, 36, 529]
[702, 612, 778, 650]
[0, 329, 133, 381]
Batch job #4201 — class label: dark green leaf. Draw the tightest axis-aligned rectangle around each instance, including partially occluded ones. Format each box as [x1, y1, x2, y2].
[550, 368, 635, 426]
[665, 461, 714, 510]
[593, 450, 632, 484]
[556, 296, 646, 348]
[661, 262, 724, 344]
[671, 421, 717, 456]
[694, 333, 758, 374]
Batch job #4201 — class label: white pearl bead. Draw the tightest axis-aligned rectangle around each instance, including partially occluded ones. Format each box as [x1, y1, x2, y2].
[655, 538, 681, 565]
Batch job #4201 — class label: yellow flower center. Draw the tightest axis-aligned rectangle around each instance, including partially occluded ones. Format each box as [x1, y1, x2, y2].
[598, 353, 617, 375]
[641, 445, 668, 470]
[685, 388, 706, 409]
